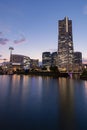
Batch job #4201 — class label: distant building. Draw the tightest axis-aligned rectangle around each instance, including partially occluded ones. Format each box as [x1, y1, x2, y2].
[42, 52, 51, 67]
[51, 52, 58, 66]
[58, 17, 74, 71]
[73, 52, 82, 72]
[74, 52, 82, 65]
[30, 59, 39, 68]
[10, 54, 31, 70]
[42, 51, 58, 67]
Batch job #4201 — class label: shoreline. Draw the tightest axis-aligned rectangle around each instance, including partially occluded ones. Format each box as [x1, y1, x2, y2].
[0, 71, 87, 80]
[0, 71, 69, 78]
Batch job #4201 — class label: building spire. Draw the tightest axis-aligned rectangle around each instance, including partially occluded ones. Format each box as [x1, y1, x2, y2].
[65, 16, 68, 32]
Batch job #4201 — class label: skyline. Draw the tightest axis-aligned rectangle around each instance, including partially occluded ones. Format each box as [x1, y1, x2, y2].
[0, 0, 87, 63]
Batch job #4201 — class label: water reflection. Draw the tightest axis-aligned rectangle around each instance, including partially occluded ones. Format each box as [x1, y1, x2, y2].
[84, 81, 87, 97]
[0, 75, 87, 129]
[58, 78, 75, 130]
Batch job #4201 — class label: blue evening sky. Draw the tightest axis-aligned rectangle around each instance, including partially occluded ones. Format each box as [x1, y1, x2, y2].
[0, 0, 87, 63]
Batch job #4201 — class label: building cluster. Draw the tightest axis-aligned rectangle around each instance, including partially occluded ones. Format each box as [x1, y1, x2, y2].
[1, 16, 83, 73]
[42, 17, 82, 72]
[10, 54, 39, 71]
[42, 52, 57, 67]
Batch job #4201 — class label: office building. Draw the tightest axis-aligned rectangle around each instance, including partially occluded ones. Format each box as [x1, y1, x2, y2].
[58, 17, 74, 71]
[73, 52, 82, 72]
[74, 52, 82, 65]
[51, 52, 57, 66]
[42, 52, 51, 67]
[30, 59, 39, 68]
[10, 54, 31, 70]
[42, 51, 58, 67]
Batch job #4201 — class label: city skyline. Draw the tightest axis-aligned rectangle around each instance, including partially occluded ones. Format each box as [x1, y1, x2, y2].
[0, 0, 87, 63]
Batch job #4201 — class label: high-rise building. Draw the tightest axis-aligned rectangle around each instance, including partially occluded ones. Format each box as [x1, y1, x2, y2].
[73, 52, 82, 72]
[42, 52, 58, 67]
[51, 52, 57, 66]
[74, 52, 82, 65]
[58, 17, 74, 71]
[42, 52, 51, 67]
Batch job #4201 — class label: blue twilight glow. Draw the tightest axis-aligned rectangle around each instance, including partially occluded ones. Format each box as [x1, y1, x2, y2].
[0, 0, 87, 63]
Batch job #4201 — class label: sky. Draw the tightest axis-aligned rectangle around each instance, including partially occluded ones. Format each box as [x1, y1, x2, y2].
[0, 0, 87, 63]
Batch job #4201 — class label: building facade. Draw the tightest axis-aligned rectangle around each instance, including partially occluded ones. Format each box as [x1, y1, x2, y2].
[10, 54, 31, 70]
[73, 52, 82, 72]
[51, 52, 58, 66]
[42, 51, 58, 67]
[42, 52, 51, 67]
[30, 59, 39, 69]
[58, 17, 74, 71]
[74, 52, 82, 65]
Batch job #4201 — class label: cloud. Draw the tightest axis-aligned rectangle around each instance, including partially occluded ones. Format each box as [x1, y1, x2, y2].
[0, 31, 10, 45]
[84, 5, 87, 15]
[0, 38, 9, 45]
[14, 35, 26, 44]
[0, 32, 3, 36]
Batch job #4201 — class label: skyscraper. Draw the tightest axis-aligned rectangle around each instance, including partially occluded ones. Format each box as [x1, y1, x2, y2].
[58, 17, 74, 71]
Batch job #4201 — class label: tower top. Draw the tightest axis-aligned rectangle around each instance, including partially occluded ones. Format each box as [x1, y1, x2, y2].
[65, 17, 68, 32]
[65, 16, 69, 20]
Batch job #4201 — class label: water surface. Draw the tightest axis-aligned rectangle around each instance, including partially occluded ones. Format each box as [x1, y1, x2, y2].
[0, 75, 87, 130]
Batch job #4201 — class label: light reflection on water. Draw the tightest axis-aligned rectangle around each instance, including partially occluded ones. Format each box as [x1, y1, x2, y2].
[0, 75, 87, 130]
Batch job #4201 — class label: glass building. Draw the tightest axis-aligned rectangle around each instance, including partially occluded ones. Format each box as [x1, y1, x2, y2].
[58, 17, 74, 71]
[74, 52, 82, 65]
[42, 52, 58, 67]
[51, 52, 57, 66]
[42, 52, 51, 67]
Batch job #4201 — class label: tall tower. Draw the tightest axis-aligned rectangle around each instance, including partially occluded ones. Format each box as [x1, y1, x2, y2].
[58, 17, 74, 71]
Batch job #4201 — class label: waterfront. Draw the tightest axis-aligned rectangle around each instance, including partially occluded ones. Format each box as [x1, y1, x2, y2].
[0, 75, 87, 130]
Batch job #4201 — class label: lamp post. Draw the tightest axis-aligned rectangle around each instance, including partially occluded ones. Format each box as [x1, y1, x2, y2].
[9, 47, 14, 61]
[9, 47, 14, 71]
